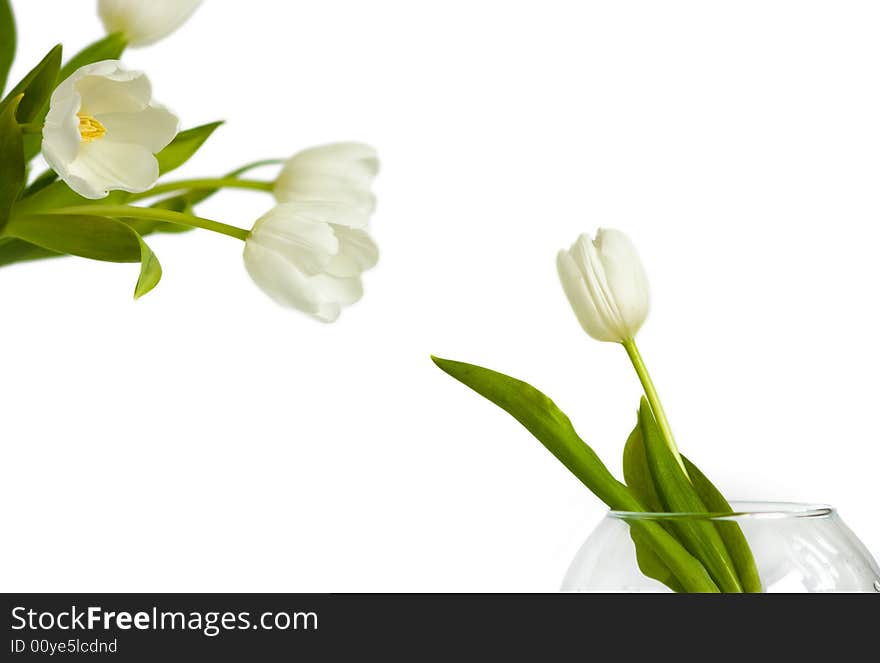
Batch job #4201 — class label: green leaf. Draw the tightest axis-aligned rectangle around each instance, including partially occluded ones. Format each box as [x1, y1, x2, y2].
[20, 168, 57, 198]
[638, 399, 743, 592]
[623, 422, 686, 590]
[630, 527, 685, 593]
[623, 418, 760, 592]
[0, 236, 58, 266]
[156, 121, 224, 175]
[683, 456, 762, 593]
[431, 356, 720, 592]
[57, 32, 127, 86]
[133, 235, 162, 299]
[0, 44, 61, 124]
[12, 180, 88, 215]
[3, 213, 162, 298]
[432, 356, 633, 508]
[0, 0, 15, 94]
[5, 213, 142, 262]
[0, 94, 24, 229]
[623, 424, 664, 512]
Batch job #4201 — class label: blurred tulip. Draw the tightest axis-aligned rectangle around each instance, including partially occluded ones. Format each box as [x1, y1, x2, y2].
[98, 0, 202, 47]
[243, 202, 379, 322]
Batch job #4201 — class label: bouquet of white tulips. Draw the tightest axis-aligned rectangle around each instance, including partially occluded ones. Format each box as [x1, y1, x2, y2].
[434, 229, 763, 593]
[0, 0, 379, 322]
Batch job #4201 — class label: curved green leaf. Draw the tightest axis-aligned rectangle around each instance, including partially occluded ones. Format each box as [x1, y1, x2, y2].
[13, 180, 85, 215]
[0, 0, 15, 94]
[133, 235, 161, 299]
[0, 236, 57, 266]
[432, 355, 631, 508]
[3, 213, 161, 298]
[431, 356, 720, 592]
[5, 213, 142, 262]
[156, 121, 224, 175]
[0, 94, 24, 229]
[0, 43, 61, 124]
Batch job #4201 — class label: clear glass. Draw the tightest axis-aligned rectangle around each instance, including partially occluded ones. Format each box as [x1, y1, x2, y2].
[562, 501, 880, 592]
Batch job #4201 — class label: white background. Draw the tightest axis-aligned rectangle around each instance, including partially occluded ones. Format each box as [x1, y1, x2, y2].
[2, 1, 879, 591]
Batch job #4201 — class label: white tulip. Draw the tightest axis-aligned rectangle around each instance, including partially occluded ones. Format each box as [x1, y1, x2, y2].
[243, 202, 379, 322]
[98, 0, 202, 48]
[274, 143, 379, 214]
[556, 229, 650, 343]
[41, 60, 179, 200]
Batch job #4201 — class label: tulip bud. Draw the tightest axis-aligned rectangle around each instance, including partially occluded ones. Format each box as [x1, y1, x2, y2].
[243, 202, 379, 323]
[98, 0, 202, 48]
[274, 143, 379, 214]
[556, 229, 650, 343]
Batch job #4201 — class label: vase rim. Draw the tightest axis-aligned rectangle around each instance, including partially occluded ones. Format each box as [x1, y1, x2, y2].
[607, 500, 835, 521]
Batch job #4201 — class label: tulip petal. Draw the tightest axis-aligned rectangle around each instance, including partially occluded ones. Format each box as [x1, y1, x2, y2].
[571, 234, 626, 336]
[283, 142, 379, 184]
[595, 229, 650, 338]
[243, 241, 323, 316]
[43, 168, 106, 200]
[97, 103, 179, 153]
[557, 250, 618, 342]
[41, 92, 83, 170]
[249, 205, 339, 276]
[325, 226, 379, 278]
[71, 140, 159, 195]
[275, 142, 379, 213]
[273, 200, 370, 230]
[75, 67, 152, 115]
[275, 174, 376, 214]
[310, 274, 364, 307]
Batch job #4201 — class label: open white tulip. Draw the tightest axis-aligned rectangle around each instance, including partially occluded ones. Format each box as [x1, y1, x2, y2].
[274, 143, 379, 214]
[41, 60, 178, 200]
[557, 228, 650, 343]
[98, 0, 202, 47]
[243, 202, 379, 323]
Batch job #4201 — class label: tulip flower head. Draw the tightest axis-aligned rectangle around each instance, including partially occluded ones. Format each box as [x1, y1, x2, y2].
[41, 60, 178, 200]
[98, 0, 202, 47]
[557, 229, 650, 344]
[274, 142, 379, 214]
[243, 203, 379, 322]
[245, 143, 380, 321]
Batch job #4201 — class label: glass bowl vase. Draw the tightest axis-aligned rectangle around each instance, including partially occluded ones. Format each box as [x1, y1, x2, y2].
[562, 501, 880, 592]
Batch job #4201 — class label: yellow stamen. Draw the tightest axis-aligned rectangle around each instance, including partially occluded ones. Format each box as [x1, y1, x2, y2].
[77, 113, 106, 143]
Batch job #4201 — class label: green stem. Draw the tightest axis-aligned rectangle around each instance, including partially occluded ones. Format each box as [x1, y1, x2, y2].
[47, 205, 251, 242]
[19, 122, 42, 134]
[127, 177, 274, 201]
[622, 338, 688, 477]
